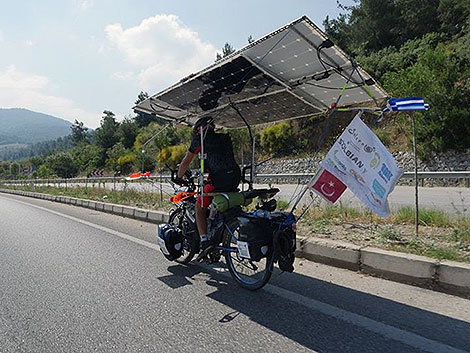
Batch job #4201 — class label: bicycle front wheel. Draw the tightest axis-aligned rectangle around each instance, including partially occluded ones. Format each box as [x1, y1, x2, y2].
[168, 208, 198, 264]
[223, 222, 274, 291]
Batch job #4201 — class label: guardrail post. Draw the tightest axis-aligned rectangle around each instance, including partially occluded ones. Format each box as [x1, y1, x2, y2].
[466, 177, 470, 188]
[160, 174, 163, 206]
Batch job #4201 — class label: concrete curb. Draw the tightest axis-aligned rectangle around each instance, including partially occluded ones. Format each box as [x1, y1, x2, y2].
[1, 188, 468, 298]
[295, 236, 470, 298]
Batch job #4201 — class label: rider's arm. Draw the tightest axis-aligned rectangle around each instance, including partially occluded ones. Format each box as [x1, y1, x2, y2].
[177, 151, 196, 179]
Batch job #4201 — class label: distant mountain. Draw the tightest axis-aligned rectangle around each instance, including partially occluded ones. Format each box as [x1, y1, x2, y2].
[0, 108, 72, 145]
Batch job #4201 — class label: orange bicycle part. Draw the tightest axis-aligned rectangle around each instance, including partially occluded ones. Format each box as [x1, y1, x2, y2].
[170, 191, 197, 204]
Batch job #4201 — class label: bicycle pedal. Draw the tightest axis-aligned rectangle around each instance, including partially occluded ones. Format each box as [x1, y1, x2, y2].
[196, 245, 214, 262]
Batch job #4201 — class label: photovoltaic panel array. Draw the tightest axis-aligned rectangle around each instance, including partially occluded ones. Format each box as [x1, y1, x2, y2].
[134, 16, 388, 129]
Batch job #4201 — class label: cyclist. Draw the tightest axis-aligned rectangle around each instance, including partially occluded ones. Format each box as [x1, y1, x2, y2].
[177, 116, 241, 258]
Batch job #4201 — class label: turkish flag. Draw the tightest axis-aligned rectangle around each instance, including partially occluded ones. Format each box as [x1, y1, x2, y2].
[311, 169, 347, 203]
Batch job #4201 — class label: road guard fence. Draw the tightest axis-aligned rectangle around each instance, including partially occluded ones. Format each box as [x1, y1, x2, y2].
[1, 171, 470, 188]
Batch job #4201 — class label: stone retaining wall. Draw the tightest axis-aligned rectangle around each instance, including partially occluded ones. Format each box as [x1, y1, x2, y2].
[257, 149, 470, 175]
[255, 150, 470, 185]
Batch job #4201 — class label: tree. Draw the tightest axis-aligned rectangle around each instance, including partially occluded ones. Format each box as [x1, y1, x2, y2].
[117, 152, 137, 174]
[36, 165, 52, 178]
[118, 117, 138, 149]
[157, 144, 186, 169]
[95, 111, 119, 150]
[106, 142, 126, 173]
[133, 91, 161, 127]
[45, 152, 78, 178]
[383, 45, 470, 155]
[93, 111, 120, 167]
[10, 162, 19, 177]
[71, 144, 102, 173]
[228, 127, 251, 164]
[438, 0, 470, 36]
[397, 0, 440, 42]
[260, 122, 294, 155]
[216, 43, 235, 61]
[70, 119, 89, 145]
[135, 91, 149, 105]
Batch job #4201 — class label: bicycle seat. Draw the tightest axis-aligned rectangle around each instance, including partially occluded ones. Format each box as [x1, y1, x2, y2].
[244, 188, 280, 199]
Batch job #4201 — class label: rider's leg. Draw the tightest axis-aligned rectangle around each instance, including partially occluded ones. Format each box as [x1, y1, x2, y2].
[196, 183, 215, 243]
[195, 202, 207, 238]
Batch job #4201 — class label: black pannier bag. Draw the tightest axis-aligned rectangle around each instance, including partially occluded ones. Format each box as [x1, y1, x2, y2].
[237, 212, 296, 271]
[237, 214, 273, 262]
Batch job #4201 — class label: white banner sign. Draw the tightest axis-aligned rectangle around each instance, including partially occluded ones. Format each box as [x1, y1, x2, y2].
[321, 114, 403, 217]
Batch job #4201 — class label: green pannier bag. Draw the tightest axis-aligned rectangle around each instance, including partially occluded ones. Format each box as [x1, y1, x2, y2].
[212, 192, 252, 212]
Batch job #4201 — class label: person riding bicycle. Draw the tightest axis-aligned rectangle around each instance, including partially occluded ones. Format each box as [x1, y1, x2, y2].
[177, 116, 241, 258]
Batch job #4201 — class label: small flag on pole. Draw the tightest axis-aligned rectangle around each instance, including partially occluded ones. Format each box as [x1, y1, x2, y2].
[383, 97, 430, 112]
[311, 168, 347, 203]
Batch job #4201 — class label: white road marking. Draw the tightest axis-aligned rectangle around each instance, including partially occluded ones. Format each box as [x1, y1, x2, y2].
[8, 196, 160, 251]
[6, 195, 468, 353]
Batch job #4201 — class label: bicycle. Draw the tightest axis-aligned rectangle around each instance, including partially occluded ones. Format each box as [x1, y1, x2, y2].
[162, 166, 297, 291]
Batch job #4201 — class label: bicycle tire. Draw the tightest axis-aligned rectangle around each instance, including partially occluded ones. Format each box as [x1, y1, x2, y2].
[223, 220, 274, 291]
[168, 208, 198, 264]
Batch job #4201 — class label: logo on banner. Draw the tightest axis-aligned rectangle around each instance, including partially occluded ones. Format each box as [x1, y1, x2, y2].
[311, 169, 347, 203]
[378, 163, 393, 184]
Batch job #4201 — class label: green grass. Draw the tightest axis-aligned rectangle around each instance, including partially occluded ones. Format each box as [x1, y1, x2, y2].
[377, 226, 402, 242]
[393, 206, 452, 227]
[308, 205, 361, 222]
[389, 236, 463, 262]
[2, 185, 170, 210]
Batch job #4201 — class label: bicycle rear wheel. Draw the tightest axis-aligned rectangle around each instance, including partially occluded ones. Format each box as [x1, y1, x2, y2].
[168, 208, 198, 264]
[223, 221, 274, 290]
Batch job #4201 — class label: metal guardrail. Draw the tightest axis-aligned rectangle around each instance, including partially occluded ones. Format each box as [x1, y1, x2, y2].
[255, 171, 470, 187]
[0, 175, 171, 185]
[1, 171, 470, 186]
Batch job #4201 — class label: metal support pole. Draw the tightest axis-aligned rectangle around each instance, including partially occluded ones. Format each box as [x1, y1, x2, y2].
[199, 124, 206, 208]
[411, 115, 419, 236]
[230, 101, 255, 189]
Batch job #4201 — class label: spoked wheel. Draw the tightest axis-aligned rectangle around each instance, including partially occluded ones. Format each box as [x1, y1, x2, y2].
[168, 208, 199, 264]
[223, 221, 274, 291]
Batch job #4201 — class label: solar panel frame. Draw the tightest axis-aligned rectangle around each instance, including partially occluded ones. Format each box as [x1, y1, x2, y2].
[133, 16, 388, 129]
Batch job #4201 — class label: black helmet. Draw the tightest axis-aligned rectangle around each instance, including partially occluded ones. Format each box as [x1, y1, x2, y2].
[157, 224, 183, 261]
[192, 116, 214, 136]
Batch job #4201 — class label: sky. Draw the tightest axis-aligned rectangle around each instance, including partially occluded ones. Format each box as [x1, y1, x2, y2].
[0, 0, 354, 128]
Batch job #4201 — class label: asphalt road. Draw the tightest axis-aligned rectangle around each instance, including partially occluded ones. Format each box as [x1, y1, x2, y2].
[1, 193, 470, 353]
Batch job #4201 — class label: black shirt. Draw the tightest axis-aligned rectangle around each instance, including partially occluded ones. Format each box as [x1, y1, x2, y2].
[189, 131, 239, 173]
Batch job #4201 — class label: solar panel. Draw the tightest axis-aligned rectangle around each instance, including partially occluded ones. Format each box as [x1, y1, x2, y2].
[134, 16, 388, 128]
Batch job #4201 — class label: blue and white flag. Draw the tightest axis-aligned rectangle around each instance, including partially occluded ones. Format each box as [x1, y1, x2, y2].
[383, 97, 430, 112]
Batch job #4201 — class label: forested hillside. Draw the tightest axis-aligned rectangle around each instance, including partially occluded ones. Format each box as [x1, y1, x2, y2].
[1, 0, 468, 179]
[0, 108, 72, 144]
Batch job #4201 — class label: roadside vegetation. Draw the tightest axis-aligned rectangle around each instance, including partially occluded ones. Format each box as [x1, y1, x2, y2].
[300, 205, 470, 263]
[2, 184, 171, 211]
